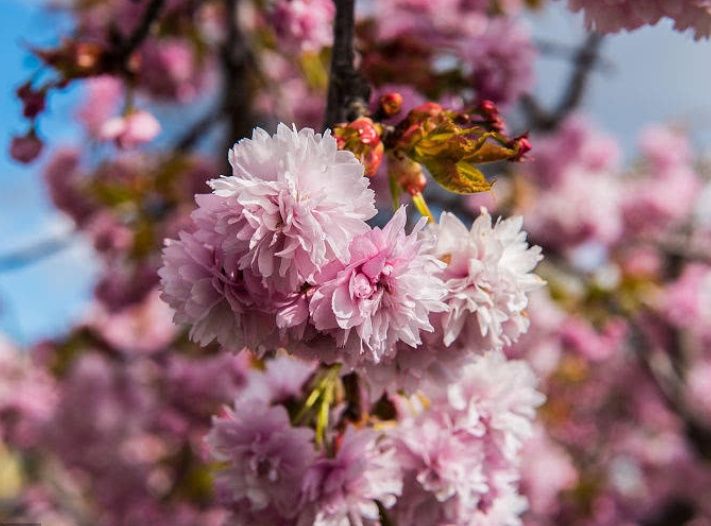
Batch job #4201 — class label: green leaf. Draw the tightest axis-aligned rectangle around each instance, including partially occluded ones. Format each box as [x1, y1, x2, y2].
[423, 158, 492, 194]
[388, 173, 401, 211]
[411, 191, 434, 222]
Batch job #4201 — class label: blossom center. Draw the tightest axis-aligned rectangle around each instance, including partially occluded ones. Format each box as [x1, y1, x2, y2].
[351, 272, 375, 299]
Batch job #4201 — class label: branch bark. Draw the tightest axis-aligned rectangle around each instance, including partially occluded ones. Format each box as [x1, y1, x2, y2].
[630, 316, 711, 461]
[323, 0, 370, 129]
[221, 0, 255, 162]
[112, 0, 167, 67]
[175, 105, 222, 152]
[522, 33, 604, 132]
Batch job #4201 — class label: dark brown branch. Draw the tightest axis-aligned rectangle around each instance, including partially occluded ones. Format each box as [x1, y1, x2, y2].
[221, 0, 256, 161]
[323, 0, 370, 129]
[534, 37, 613, 72]
[522, 33, 604, 132]
[175, 106, 223, 152]
[114, 0, 167, 64]
[630, 316, 711, 461]
[0, 236, 73, 272]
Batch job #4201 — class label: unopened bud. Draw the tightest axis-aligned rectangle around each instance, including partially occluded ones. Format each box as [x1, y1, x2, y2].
[10, 131, 43, 164]
[478, 99, 498, 116]
[349, 117, 380, 145]
[410, 102, 443, 119]
[511, 134, 531, 161]
[17, 83, 46, 119]
[379, 92, 403, 117]
[390, 153, 426, 195]
[477, 100, 504, 131]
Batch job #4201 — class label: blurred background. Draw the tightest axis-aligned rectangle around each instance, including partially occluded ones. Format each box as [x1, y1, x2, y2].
[2, 1, 711, 525]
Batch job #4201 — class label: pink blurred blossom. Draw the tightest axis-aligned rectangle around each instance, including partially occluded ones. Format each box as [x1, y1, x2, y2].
[77, 75, 122, 137]
[89, 289, 177, 355]
[462, 18, 536, 106]
[10, 133, 43, 163]
[300, 427, 402, 525]
[207, 402, 315, 517]
[100, 110, 161, 149]
[566, 0, 711, 39]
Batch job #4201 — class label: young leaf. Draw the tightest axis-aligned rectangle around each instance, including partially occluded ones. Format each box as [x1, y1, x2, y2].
[423, 158, 492, 194]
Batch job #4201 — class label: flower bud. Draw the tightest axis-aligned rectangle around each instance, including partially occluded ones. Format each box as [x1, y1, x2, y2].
[10, 132, 43, 164]
[477, 99, 504, 131]
[511, 134, 532, 161]
[389, 153, 426, 195]
[17, 83, 46, 119]
[379, 92, 403, 117]
[409, 102, 443, 120]
[333, 117, 384, 177]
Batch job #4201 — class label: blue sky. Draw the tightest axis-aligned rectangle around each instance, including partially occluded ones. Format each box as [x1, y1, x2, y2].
[1, 1, 711, 344]
[0, 1, 97, 343]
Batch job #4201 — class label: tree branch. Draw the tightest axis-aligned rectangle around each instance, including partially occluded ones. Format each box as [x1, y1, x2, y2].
[323, 0, 370, 129]
[175, 105, 223, 152]
[221, 0, 255, 161]
[114, 0, 167, 65]
[630, 316, 711, 461]
[0, 236, 73, 273]
[522, 33, 604, 132]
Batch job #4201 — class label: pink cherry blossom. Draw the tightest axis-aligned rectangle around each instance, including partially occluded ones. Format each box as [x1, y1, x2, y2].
[566, 0, 711, 39]
[209, 124, 376, 294]
[100, 110, 161, 149]
[300, 427, 402, 525]
[428, 209, 544, 352]
[270, 0, 335, 53]
[207, 402, 315, 517]
[309, 207, 447, 363]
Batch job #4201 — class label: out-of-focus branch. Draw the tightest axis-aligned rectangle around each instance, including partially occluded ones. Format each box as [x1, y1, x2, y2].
[221, 0, 256, 160]
[534, 37, 613, 72]
[113, 0, 167, 65]
[654, 232, 711, 267]
[630, 316, 711, 461]
[323, 0, 370, 129]
[522, 33, 604, 132]
[0, 236, 73, 273]
[175, 106, 223, 152]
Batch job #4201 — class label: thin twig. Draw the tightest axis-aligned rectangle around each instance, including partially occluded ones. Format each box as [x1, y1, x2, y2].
[630, 316, 711, 461]
[175, 106, 223, 152]
[114, 0, 167, 64]
[323, 0, 370, 129]
[522, 33, 604, 131]
[534, 37, 613, 73]
[0, 236, 74, 272]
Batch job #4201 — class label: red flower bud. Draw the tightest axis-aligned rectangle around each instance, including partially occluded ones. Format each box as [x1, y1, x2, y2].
[478, 99, 498, 116]
[17, 83, 46, 119]
[511, 134, 532, 161]
[410, 102, 443, 119]
[390, 153, 427, 195]
[350, 117, 380, 145]
[379, 92, 403, 117]
[10, 132, 43, 164]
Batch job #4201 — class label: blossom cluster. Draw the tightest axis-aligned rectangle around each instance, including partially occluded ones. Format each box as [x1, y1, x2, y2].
[159, 124, 542, 384]
[202, 349, 542, 525]
[152, 122, 546, 524]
